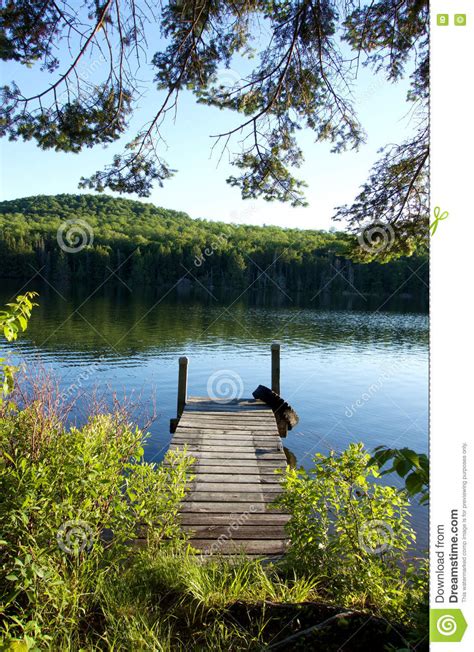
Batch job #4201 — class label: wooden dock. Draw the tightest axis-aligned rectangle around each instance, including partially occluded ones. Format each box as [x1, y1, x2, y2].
[168, 347, 291, 557]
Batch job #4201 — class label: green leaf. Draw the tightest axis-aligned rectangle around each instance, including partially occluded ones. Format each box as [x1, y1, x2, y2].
[405, 471, 423, 494]
[401, 449, 420, 467]
[394, 457, 412, 478]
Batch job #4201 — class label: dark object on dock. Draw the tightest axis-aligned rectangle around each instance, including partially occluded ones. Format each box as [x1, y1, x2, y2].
[252, 384, 299, 438]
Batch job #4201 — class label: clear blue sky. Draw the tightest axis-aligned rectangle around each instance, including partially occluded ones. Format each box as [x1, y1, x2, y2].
[0, 26, 414, 231]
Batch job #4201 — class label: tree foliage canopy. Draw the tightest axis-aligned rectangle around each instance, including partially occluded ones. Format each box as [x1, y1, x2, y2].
[1, 1, 428, 258]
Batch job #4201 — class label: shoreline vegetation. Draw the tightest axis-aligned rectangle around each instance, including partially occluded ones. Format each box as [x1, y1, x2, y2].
[0, 195, 428, 303]
[1, 295, 429, 650]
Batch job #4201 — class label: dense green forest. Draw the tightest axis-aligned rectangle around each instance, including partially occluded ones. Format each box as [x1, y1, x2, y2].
[0, 195, 428, 299]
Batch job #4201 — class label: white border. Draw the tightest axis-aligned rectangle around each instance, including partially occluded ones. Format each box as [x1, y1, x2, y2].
[431, 2, 474, 648]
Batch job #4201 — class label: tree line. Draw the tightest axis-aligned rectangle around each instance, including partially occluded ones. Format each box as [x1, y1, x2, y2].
[0, 194, 428, 301]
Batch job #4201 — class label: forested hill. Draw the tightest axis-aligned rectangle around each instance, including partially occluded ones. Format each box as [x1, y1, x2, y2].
[0, 194, 428, 301]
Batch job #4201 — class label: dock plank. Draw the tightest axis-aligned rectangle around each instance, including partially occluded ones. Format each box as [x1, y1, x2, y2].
[177, 424, 278, 432]
[184, 525, 287, 539]
[184, 491, 280, 502]
[189, 539, 288, 554]
[196, 460, 285, 469]
[172, 445, 282, 453]
[180, 502, 287, 513]
[172, 437, 281, 446]
[179, 513, 290, 525]
[189, 485, 282, 494]
[172, 450, 284, 460]
[191, 474, 281, 483]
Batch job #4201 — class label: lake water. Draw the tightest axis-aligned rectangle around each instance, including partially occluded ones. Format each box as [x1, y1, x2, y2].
[0, 282, 429, 547]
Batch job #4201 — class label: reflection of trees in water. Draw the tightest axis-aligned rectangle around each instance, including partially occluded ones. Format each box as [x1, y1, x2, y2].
[0, 281, 428, 356]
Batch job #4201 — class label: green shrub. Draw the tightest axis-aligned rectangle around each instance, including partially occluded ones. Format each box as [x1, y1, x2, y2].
[0, 396, 193, 648]
[0, 292, 37, 403]
[369, 445, 429, 505]
[275, 443, 427, 622]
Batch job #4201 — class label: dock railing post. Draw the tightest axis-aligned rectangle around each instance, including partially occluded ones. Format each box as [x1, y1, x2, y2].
[177, 356, 188, 418]
[271, 342, 280, 396]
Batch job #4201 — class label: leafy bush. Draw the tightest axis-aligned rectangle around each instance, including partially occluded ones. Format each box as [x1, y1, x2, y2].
[0, 292, 38, 401]
[0, 293, 190, 648]
[0, 392, 193, 648]
[369, 445, 429, 505]
[275, 443, 427, 623]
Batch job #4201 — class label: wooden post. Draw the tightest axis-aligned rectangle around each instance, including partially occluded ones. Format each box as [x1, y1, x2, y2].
[177, 356, 188, 418]
[271, 342, 280, 396]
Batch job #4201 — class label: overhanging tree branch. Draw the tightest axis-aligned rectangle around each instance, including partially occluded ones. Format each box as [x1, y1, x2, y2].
[0, 0, 429, 260]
